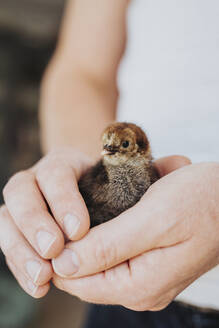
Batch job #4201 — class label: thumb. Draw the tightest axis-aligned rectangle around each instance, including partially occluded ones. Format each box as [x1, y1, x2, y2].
[155, 155, 191, 177]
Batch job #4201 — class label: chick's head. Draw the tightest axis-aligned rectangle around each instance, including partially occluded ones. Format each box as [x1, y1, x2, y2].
[101, 122, 151, 165]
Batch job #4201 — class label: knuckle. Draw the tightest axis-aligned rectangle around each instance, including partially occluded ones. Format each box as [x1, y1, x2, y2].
[16, 208, 38, 228]
[36, 161, 52, 182]
[92, 233, 118, 270]
[15, 206, 47, 228]
[3, 171, 30, 197]
[22, 207, 38, 218]
[40, 149, 66, 167]
[15, 208, 49, 231]
[3, 239, 23, 258]
[122, 266, 139, 293]
[36, 158, 69, 184]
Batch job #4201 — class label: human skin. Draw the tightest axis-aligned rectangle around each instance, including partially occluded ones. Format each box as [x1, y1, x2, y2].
[52, 161, 219, 311]
[1, 0, 219, 310]
[1, 0, 129, 298]
[40, 0, 129, 158]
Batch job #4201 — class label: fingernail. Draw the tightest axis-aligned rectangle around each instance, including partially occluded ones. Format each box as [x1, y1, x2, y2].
[26, 260, 42, 283]
[36, 231, 56, 256]
[64, 214, 80, 238]
[27, 280, 38, 295]
[52, 248, 79, 277]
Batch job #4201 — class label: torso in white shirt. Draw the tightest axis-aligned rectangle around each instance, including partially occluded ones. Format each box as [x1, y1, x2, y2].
[117, 0, 219, 309]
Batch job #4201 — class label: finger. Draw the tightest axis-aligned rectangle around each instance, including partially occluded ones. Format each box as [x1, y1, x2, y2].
[52, 165, 193, 278]
[35, 156, 90, 241]
[7, 259, 50, 298]
[3, 171, 64, 259]
[126, 240, 200, 311]
[53, 261, 132, 305]
[0, 206, 53, 286]
[155, 155, 191, 177]
[53, 242, 196, 310]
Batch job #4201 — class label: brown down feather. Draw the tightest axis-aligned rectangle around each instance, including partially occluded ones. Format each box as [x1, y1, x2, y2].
[78, 122, 159, 227]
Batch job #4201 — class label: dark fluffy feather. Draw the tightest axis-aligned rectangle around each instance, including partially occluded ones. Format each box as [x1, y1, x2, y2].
[78, 158, 159, 227]
[78, 122, 159, 227]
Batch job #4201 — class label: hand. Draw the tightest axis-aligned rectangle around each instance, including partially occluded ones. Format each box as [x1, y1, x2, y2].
[53, 157, 219, 311]
[0, 148, 92, 298]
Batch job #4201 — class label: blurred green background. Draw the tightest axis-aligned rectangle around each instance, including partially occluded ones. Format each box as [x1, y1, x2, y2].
[0, 1, 86, 327]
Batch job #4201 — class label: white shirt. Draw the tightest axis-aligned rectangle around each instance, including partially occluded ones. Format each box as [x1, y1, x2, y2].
[117, 0, 219, 309]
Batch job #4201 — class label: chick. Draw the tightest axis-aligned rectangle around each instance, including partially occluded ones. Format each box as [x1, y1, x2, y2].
[78, 122, 159, 227]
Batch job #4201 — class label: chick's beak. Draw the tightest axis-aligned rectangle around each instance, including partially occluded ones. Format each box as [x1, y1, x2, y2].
[101, 149, 110, 156]
[101, 145, 118, 156]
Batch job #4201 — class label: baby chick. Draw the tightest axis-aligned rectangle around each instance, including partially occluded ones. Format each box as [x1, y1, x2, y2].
[78, 122, 159, 227]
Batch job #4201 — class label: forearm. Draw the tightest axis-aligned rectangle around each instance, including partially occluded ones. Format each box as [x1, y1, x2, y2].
[40, 62, 117, 159]
[39, 0, 129, 159]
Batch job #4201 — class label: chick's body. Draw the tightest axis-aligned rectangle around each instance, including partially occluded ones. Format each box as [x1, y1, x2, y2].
[78, 123, 159, 227]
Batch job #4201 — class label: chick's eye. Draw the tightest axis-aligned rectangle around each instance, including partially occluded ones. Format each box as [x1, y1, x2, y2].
[122, 140, 129, 148]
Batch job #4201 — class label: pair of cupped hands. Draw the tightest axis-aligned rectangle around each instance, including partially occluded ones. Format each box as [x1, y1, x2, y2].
[1, 148, 219, 311]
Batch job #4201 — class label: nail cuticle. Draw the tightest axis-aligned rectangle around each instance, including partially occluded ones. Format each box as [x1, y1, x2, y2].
[52, 248, 79, 277]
